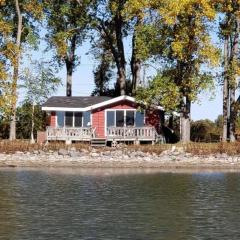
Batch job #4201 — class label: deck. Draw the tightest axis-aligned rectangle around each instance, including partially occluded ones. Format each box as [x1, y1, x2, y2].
[46, 126, 162, 143]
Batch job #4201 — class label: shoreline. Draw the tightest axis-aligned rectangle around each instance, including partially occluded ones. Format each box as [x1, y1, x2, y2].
[1, 147, 240, 171]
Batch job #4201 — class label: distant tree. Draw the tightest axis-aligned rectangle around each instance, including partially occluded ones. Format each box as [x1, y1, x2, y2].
[191, 119, 220, 142]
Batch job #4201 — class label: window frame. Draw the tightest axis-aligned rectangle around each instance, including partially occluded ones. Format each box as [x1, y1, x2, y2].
[56, 111, 85, 128]
[105, 109, 145, 133]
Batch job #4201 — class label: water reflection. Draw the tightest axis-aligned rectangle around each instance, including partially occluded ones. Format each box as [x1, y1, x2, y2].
[0, 169, 240, 239]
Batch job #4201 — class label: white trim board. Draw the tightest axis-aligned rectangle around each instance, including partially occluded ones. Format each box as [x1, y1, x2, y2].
[42, 95, 164, 112]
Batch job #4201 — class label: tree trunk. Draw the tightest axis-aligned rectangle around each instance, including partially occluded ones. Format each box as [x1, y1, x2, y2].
[180, 96, 191, 143]
[65, 35, 76, 97]
[229, 87, 236, 142]
[9, 0, 22, 141]
[116, 64, 126, 96]
[229, 18, 240, 142]
[131, 22, 141, 96]
[115, 8, 126, 96]
[222, 37, 229, 142]
[30, 103, 35, 144]
[66, 61, 73, 97]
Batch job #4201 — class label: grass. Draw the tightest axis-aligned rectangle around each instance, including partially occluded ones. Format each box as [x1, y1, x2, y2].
[1, 140, 240, 156]
[0, 140, 90, 154]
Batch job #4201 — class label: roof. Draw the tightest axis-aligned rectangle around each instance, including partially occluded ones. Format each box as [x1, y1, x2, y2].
[42, 95, 164, 112]
[42, 96, 112, 109]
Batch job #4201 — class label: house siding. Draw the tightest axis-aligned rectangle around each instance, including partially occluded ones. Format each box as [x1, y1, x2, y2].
[92, 100, 138, 138]
[145, 109, 163, 134]
[50, 111, 56, 127]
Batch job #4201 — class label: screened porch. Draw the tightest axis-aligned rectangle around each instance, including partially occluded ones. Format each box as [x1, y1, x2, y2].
[105, 109, 157, 142]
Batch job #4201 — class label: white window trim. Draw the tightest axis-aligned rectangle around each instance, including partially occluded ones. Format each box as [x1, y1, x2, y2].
[105, 109, 144, 136]
[56, 111, 84, 128]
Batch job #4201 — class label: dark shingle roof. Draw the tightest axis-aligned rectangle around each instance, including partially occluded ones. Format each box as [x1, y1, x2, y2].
[42, 96, 113, 108]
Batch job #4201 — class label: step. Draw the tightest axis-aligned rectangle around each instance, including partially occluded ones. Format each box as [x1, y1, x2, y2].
[91, 138, 106, 147]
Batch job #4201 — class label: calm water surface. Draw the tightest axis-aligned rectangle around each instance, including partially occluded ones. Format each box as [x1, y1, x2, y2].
[0, 168, 240, 240]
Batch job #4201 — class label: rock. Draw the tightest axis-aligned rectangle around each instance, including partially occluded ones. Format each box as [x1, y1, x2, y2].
[135, 151, 145, 157]
[69, 151, 80, 158]
[176, 147, 184, 153]
[33, 150, 39, 155]
[160, 150, 170, 156]
[15, 151, 24, 155]
[171, 146, 176, 152]
[70, 147, 76, 152]
[91, 152, 99, 157]
[91, 148, 97, 153]
[80, 149, 89, 154]
[58, 148, 68, 156]
[102, 151, 111, 156]
[38, 150, 45, 155]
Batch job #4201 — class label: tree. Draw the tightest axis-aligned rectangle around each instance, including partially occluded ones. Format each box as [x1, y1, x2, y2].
[91, 0, 129, 96]
[219, 0, 240, 142]
[20, 60, 61, 143]
[16, 103, 45, 140]
[130, 0, 220, 143]
[191, 119, 220, 142]
[0, 0, 43, 140]
[44, 0, 93, 96]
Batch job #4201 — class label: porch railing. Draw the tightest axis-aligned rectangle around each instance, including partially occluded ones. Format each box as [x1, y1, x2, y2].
[106, 127, 157, 141]
[46, 127, 95, 141]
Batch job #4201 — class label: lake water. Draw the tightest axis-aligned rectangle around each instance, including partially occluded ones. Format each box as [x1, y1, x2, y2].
[1, 168, 240, 240]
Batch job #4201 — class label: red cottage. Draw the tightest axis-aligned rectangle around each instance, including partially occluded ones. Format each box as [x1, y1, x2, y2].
[41, 95, 165, 145]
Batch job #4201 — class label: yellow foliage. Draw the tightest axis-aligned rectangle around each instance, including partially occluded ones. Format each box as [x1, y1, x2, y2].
[23, 0, 43, 19]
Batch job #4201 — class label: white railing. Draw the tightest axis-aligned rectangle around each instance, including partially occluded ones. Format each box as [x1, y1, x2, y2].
[46, 127, 94, 141]
[106, 127, 156, 141]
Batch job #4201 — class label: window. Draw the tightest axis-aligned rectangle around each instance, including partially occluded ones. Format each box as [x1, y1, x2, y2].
[65, 112, 73, 127]
[107, 111, 115, 127]
[126, 111, 135, 126]
[106, 110, 143, 128]
[74, 112, 83, 127]
[116, 110, 124, 127]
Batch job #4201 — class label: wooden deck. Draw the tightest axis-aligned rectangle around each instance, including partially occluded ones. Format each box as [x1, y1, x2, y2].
[46, 126, 162, 143]
[46, 127, 95, 141]
[106, 127, 157, 141]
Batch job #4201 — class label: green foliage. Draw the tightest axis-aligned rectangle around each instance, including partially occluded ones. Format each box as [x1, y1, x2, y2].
[16, 102, 45, 139]
[191, 119, 220, 142]
[136, 74, 180, 111]
[20, 60, 61, 104]
[0, 103, 45, 139]
[44, 0, 93, 68]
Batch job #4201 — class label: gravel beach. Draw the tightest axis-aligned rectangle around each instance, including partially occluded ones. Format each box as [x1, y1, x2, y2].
[1, 146, 240, 170]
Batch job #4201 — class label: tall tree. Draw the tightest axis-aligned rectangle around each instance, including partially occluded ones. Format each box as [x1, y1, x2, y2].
[129, 0, 220, 143]
[92, 0, 128, 96]
[220, 0, 240, 142]
[44, 0, 93, 97]
[0, 0, 43, 140]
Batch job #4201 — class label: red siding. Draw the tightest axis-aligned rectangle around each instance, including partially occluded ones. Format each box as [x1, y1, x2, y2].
[91, 100, 163, 137]
[50, 111, 56, 127]
[145, 110, 162, 133]
[92, 100, 136, 138]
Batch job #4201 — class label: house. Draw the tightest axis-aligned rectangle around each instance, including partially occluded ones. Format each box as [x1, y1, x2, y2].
[40, 95, 165, 145]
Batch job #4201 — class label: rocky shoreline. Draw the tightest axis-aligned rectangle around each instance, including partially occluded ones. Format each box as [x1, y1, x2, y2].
[1, 146, 240, 170]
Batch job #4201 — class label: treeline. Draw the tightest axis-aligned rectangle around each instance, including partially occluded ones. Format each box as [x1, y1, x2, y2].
[1, 0, 240, 143]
